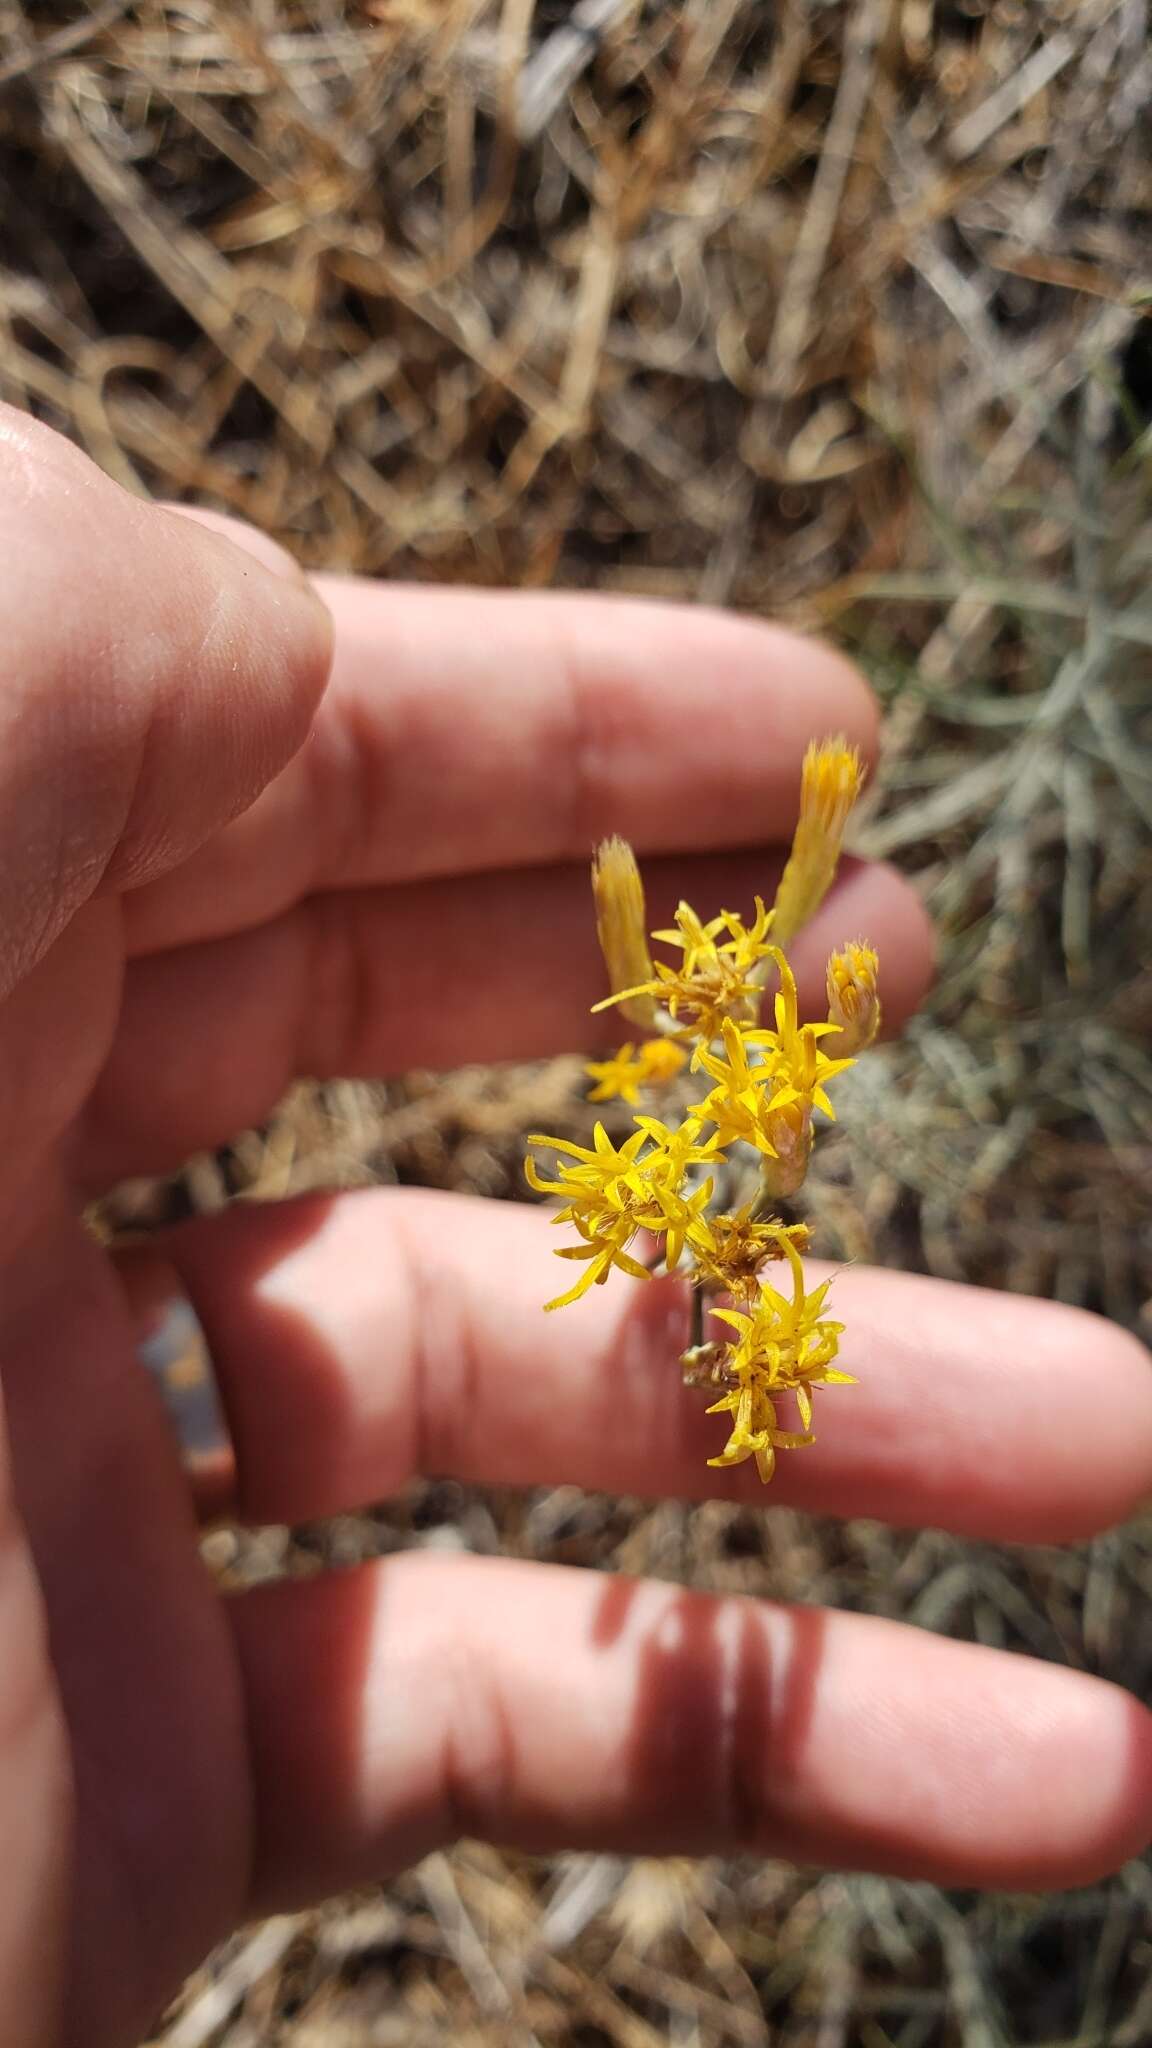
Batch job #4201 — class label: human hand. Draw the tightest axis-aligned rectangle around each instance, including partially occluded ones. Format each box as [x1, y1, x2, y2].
[2, 409, 1150, 2048]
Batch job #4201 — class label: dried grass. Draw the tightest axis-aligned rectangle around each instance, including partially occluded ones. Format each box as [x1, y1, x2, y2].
[4, 1, 1152, 2043]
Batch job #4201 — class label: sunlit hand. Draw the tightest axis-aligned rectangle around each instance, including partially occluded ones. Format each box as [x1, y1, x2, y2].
[2, 410, 1151, 2048]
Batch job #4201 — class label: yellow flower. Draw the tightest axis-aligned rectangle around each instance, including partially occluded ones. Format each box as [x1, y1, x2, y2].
[592, 838, 658, 1031]
[743, 948, 855, 1116]
[826, 942, 881, 1054]
[687, 1207, 810, 1302]
[638, 1037, 689, 1084]
[526, 1117, 720, 1309]
[705, 1238, 853, 1479]
[771, 738, 864, 948]
[702, 1380, 815, 1486]
[712, 1240, 847, 1397]
[689, 1025, 815, 1196]
[593, 897, 776, 1053]
[725, 951, 854, 1198]
[689, 1001, 852, 1174]
[585, 1037, 687, 1105]
[689, 1017, 789, 1156]
[585, 1044, 648, 1106]
[652, 897, 775, 987]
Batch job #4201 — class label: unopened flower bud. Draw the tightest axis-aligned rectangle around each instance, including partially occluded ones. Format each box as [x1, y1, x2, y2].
[591, 837, 658, 1030]
[638, 1037, 687, 1085]
[826, 942, 881, 1054]
[753, 1098, 813, 1201]
[771, 738, 864, 947]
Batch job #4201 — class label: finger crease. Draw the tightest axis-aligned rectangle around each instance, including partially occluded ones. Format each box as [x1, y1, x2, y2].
[435, 1618, 516, 1844]
[396, 1210, 483, 1485]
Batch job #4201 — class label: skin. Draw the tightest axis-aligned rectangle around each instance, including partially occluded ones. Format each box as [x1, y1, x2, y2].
[0, 406, 1150, 2048]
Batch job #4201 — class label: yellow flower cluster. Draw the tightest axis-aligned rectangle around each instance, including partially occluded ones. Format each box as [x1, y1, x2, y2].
[526, 737, 880, 1483]
[525, 1117, 720, 1310]
[592, 895, 776, 1049]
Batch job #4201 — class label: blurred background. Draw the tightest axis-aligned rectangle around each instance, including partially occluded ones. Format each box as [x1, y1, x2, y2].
[3, 0, 1152, 2041]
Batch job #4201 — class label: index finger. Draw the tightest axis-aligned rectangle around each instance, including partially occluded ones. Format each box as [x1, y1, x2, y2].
[125, 580, 878, 953]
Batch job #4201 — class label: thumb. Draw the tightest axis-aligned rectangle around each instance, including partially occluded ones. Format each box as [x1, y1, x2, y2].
[0, 409, 332, 999]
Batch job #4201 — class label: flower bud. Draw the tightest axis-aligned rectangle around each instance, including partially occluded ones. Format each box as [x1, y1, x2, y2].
[826, 942, 881, 1054]
[771, 738, 864, 946]
[638, 1037, 687, 1085]
[591, 837, 658, 1029]
[753, 1098, 813, 1200]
